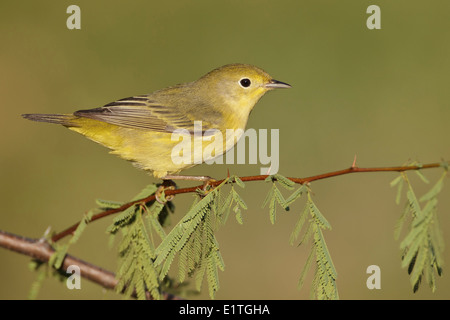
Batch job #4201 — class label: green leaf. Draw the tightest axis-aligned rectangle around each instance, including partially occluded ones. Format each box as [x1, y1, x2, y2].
[308, 193, 331, 230]
[195, 259, 206, 292]
[262, 183, 289, 225]
[261, 187, 273, 209]
[414, 170, 429, 184]
[419, 172, 445, 202]
[273, 174, 295, 190]
[297, 247, 315, 290]
[285, 184, 306, 207]
[107, 205, 138, 234]
[234, 204, 243, 224]
[154, 188, 226, 298]
[391, 174, 405, 205]
[390, 175, 403, 187]
[218, 190, 233, 224]
[311, 225, 338, 300]
[28, 264, 47, 300]
[290, 202, 309, 245]
[114, 209, 160, 300]
[299, 221, 315, 246]
[49, 243, 69, 269]
[394, 202, 410, 241]
[232, 188, 247, 210]
[95, 199, 124, 209]
[315, 227, 337, 280]
[293, 188, 338, 300]
[233, 176, 245, 188]
[70, 209, 95, 244]
[396, 172, 445, 293]
[396, 178, 404, 205]
[131, 184, 158, 201]
[274, 186, 288, 209]
[406, 187, 422, 219]
[265, 174, 295, 189]
[409, 246, 427, 290]
[147, 214, 166, 240]
[268, 194, 276, 224]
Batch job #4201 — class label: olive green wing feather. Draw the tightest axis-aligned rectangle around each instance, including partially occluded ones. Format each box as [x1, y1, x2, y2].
[74, 94, 222, 133]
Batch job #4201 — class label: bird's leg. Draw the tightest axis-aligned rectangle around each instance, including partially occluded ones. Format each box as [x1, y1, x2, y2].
[155, 179, 177, 204]
[161, 174, 216, 192]
[161, 174, 215, 182]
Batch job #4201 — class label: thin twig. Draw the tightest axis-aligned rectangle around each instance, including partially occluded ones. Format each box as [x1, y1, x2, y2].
[51, 161, 446, 242]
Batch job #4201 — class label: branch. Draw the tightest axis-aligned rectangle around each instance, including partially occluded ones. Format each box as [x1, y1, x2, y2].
[0, 230, 180, 300]
[51, 161, 447, 242]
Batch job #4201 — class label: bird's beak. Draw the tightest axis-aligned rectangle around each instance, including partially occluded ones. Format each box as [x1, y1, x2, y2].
[265, 79, 292, 89]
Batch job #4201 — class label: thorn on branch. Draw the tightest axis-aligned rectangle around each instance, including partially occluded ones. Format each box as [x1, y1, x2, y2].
[351, 154, 358, 169]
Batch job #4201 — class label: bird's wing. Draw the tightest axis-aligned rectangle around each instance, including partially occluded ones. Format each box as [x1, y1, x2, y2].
[73, 94, 222, 134]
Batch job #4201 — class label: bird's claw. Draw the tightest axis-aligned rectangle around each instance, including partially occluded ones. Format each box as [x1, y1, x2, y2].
[155, 180, 177, 204]
[202, 177, 216, 192]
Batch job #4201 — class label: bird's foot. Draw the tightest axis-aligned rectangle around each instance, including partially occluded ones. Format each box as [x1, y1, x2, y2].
[155, 179, 177, 204]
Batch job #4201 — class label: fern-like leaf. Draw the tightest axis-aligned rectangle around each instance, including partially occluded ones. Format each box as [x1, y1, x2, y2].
[291, 188, 338, 299]
[262, 176, 293, 224]
[395, 171, 446, 293]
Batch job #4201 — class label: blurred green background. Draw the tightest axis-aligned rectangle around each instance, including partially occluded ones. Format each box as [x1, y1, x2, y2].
[1, 0, 449, 300]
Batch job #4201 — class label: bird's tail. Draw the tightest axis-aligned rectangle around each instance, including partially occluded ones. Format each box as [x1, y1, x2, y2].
[22, 113, 77, 126]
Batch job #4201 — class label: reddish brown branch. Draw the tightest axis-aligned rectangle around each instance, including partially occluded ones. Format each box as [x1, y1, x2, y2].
[51, 161, 446, 242]
[0, 230, 180, 299]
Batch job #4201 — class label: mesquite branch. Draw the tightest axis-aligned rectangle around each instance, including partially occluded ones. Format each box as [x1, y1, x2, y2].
[51, 161, 447, 242]
[0, 230, 180, 300]
[0, 160, 447, 298]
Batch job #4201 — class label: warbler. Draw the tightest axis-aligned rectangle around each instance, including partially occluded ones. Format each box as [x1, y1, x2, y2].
[23, 64, 291, 180]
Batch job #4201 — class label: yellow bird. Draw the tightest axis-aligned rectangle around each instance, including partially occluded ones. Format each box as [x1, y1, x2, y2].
[23, 64, 291, 181]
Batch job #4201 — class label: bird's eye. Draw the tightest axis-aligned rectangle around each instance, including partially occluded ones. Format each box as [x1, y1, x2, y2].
[239, 78, 251, 88]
